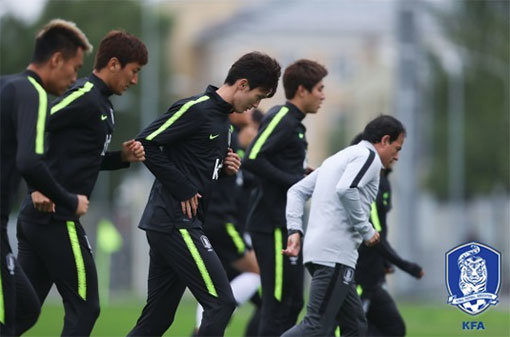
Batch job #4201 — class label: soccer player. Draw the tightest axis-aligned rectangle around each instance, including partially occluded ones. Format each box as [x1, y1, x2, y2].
[353, 132, 424, 337]
[193, 109, 262, 334]
[127, 52, 281, 337]
[281, 115, 406, 336]
[243, 59, 327, 336]
[16, 31, 147, 336]
[0, 19, 91, 336]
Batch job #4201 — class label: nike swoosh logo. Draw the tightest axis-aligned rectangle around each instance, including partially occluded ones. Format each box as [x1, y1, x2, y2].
[209, 134, 219, 140]
[101, 114, 108, 121]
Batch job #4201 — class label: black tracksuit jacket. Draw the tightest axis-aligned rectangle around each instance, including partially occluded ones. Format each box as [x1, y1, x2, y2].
[137, 85, 233, 233]
[19, 73, 128, 224]
[243, 102, 307, 233]
[0, 70, 77, 231]
[205, 129, 241, 226]
[355, 172, 422, 290]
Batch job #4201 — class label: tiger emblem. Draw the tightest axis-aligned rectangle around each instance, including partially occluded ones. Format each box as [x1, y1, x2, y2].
[447, 242, 500, 315]
[458, 245, 487, 296]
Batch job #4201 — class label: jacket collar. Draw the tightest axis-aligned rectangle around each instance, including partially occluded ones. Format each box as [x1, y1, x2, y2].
[205, 85, 234, 113]
[285, 102, 306, 121]
[89, 73, 114, 96]
[23, 70, 43, 86]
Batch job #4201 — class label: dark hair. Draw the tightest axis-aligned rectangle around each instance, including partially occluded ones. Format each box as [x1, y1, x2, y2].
[251, 108, 264, 124]
[362, 115, 406, 143]
[350, 132, 363, 145]
[94, 31, 148, 71]
[31, 19, 92, 64]
[224, 52, 281, 98]
[283, 59, 328, 99]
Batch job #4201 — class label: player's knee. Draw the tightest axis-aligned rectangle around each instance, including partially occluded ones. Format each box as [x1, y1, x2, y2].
[288, 297, 304, 317]
[81, 299, 100, 323]
[15, 302, 41, 335]
[222, 294, 237, 313]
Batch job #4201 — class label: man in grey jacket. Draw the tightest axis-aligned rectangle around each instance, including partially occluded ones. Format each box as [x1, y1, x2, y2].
[281, 115, 406, 336]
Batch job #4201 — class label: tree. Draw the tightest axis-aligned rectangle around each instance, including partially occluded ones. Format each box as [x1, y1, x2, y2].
[425, 0, 509, 199]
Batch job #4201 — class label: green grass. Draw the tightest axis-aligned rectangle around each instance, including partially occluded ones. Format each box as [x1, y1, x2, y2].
[24, 297, 509, 337]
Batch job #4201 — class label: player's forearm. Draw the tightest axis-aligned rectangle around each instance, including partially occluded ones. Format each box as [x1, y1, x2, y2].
[244, 157, 302, 187]
[141, 140, 197, 201]
[338, 188, 375, 241]
[100, 151, 130, 170]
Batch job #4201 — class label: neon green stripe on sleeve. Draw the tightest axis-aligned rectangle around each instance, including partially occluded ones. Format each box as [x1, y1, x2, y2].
[50, 81, 94, 115]
[66, 221, 87, 300]
[225, 223, 246, 254]
[357, 284, 363, 296]
[370, 202, 382, 232]
[27, 76, 47, 154]
[274, 227, 283, 301]
[248, 106, 289, 159]
[146, 95, 210, 141]
[179, 229, 218, 297]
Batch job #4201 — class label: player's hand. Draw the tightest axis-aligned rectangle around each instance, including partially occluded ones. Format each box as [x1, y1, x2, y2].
[282, 232, 301, 257]
[410, 263, 425, 279]
[121, 139, 145, 162]
[222, 148, 241, 175]
[364, 231, 380, 246]
[75, 194, 89, 216]
[384, 266, 395, 274]
[181, 193, 202, 219]
[31, 191, 55, 213]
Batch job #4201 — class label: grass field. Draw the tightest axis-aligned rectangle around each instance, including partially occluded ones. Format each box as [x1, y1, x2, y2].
[24, 295, 509, 337]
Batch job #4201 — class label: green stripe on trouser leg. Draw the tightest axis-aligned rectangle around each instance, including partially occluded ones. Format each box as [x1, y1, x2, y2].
[66, 221, 87, 300]
[179, 229, 218, 297]
[225, 223, 245, 254]
[274, 228, 283, 301]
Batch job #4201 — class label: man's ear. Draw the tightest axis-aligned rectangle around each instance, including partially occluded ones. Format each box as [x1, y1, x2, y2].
[107, 57, 121, 72]
[49, 51, 64, 68]
[381, 134, 391, 145]
[237, 78, 249, 90]
[296, 84, 307, 97]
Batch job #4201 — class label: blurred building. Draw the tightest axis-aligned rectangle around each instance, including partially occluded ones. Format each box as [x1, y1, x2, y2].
[163, 0, 397, 165]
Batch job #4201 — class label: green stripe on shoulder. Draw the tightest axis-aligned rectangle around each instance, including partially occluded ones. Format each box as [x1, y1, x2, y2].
[146, 95, 210, 141]
[248, 106, 289, 159]
[27, 76, 47, 154]
[50, 81, 94, 115]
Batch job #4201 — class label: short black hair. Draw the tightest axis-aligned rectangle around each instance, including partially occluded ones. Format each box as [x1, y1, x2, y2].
[94, 30, 148, 71]
[350, 132, 363, 145]
[224, 52, 281, 98]
[251, 108, 264, 124]
[283, 59, 328, 99]
[362, 115, 406, 144]
[31, 19, 92, 64]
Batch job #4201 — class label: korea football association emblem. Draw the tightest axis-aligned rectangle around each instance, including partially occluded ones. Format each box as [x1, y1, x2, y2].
[446, 242, 500, 315]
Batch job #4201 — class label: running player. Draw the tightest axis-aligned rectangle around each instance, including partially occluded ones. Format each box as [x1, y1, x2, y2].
[243, 59, 327, 336]
[0, 19, 91, 336]
[16, 30, 147, 336]
[127, 52, 280, 337]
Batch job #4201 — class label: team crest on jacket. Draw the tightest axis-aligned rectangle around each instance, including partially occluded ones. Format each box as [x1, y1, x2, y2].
[446, 242, 500, 315]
